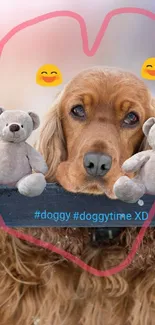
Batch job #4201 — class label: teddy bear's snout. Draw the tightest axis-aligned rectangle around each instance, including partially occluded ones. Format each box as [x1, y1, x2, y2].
[9, 124, 20, 132]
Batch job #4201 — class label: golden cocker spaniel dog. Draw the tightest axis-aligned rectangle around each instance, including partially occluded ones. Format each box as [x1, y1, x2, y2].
[1, 67, 155, 325]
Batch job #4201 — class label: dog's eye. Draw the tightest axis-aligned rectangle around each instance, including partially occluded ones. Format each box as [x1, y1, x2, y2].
[21, 125, 23, 128]
[71, 105, 86, 119]
[123, 112, 139, 127]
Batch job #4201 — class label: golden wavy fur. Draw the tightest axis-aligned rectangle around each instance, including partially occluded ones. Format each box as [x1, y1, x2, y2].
[1, 67, 155, 325]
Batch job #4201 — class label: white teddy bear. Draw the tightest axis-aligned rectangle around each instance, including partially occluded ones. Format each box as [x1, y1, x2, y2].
[0, 108, 48, 197]
[113, 117, 155, 203]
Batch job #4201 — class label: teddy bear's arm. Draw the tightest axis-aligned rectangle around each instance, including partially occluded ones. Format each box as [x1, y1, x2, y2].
[26, 144, 48, 174]
[122, 151, 151, 173]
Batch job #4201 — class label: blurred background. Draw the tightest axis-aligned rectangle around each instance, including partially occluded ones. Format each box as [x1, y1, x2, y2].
[0, 0, 154, 144]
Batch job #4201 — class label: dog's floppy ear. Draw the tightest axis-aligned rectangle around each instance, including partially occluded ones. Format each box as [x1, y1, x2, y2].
[37, 91, 66, 182]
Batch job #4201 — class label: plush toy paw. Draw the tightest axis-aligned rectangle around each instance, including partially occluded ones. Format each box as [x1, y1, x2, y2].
[122, 159, 138, 172]
[113, 176, 133, 202]
[17, 173, 46, 197]
[113, 176, 145, 203]
[113, 176, 134, 202]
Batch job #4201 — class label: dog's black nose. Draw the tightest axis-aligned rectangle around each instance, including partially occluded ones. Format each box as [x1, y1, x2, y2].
[83, 152, 112, 176]
[9, 124, 20, 132]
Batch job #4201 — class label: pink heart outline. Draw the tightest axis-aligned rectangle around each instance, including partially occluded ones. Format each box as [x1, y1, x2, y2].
[0, 7, 155, 277]
[0, 7, 154, 57]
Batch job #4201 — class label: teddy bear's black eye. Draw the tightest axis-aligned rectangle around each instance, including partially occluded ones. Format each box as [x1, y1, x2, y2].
[6, 123, 8, 126]
[21, 125, 23, 128]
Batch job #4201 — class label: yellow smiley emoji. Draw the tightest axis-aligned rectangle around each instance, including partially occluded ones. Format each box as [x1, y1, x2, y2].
[141, 58, 155, 80]
[36, 64, 63, 87]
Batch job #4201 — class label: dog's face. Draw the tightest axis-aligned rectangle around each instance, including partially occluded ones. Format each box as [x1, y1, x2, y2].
[38, 67, 155, 198]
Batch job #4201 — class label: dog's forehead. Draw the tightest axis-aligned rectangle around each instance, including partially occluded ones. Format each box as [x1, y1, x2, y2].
[69, 68, 142, 87]
[1, 110, 30, 123]
[64, 68, 148, 104]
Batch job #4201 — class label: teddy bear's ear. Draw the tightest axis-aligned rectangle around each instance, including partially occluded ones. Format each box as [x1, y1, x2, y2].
[0, 107, 5, 115]
[28, 112, 40, 130]
[142, 117, 155, 137]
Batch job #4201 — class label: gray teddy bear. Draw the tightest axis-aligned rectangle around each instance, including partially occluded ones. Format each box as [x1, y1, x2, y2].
[113, 117, 155, 203]
[0, 108, 48, 197]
